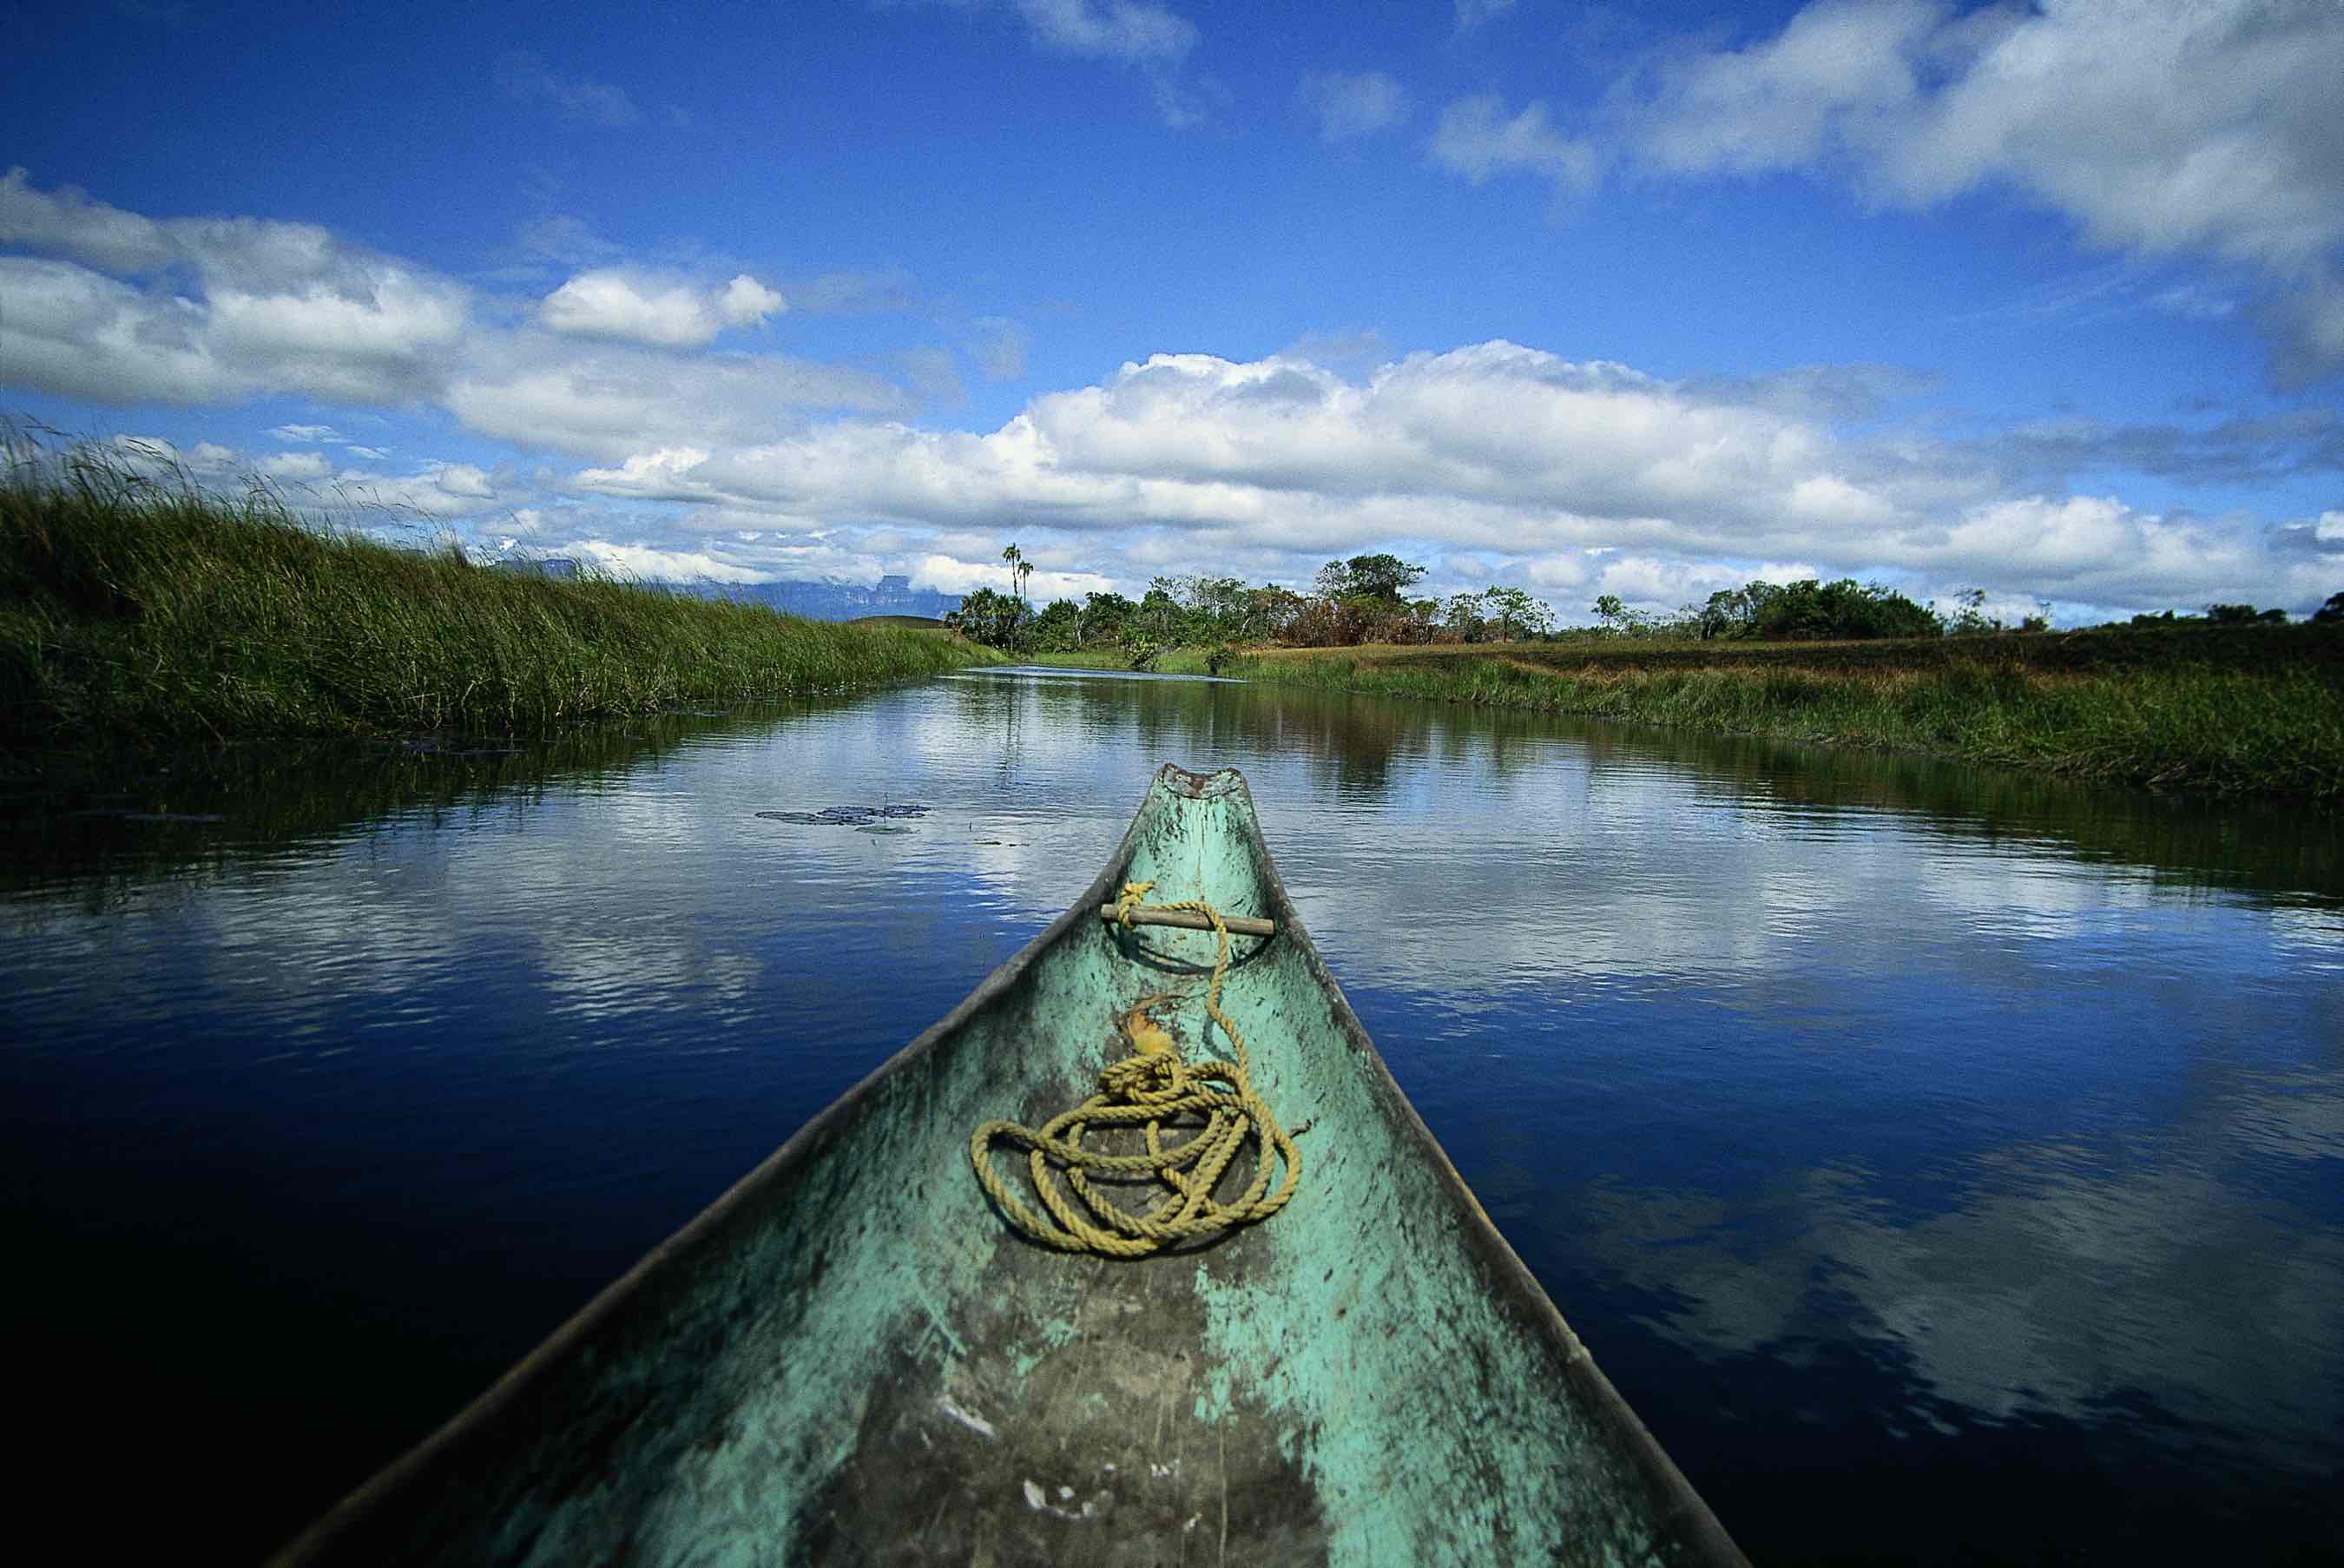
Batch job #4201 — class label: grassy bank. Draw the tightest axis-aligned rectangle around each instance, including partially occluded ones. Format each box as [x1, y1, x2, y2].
[1, 445, 1004, 746]
[1159, 635, 2343, 801]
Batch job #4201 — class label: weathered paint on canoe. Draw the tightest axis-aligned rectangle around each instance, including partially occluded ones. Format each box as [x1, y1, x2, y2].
[274, 765, 1748, 1567]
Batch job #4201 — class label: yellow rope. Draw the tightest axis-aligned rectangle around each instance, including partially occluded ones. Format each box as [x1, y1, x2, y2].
[968, 880, 1304, 1257]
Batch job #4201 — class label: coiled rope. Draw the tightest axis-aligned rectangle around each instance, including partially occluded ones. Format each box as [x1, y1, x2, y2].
[968, 880, 1304, 1257]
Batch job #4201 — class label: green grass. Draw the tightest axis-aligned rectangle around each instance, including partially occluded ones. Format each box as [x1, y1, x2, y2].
[1221, 638, 2344, 802]
[0, 435, 1006, 744]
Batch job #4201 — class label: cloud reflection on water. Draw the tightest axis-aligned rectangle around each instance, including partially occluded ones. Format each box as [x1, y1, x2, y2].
[1565, 1085, 2344, 1472]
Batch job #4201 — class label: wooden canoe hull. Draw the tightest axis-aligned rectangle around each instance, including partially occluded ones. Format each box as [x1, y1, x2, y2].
[276, 765, 1746, 1566]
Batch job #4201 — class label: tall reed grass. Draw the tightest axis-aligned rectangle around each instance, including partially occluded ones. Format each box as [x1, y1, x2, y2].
[1231, 644, 2344, 801]
[1, 432, 1001, 743]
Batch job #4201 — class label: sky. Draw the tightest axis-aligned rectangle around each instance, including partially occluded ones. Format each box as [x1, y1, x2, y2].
[3, 0, 2341, 625]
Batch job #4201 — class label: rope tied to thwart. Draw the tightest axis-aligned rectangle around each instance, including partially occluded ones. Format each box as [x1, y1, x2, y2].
[968, 880, 1304, 1258]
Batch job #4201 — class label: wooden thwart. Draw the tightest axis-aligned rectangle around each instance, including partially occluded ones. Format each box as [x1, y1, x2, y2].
[1096, 904, 1276, 939]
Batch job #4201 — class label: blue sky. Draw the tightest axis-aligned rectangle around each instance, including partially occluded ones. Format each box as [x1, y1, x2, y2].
[3, 0, 2341, 623]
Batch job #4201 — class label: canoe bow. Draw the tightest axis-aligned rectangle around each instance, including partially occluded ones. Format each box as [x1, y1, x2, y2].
[274, 764, 1747, 1567]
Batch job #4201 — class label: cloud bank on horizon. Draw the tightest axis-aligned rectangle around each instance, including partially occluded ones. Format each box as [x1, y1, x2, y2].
[2, 0, 2340, 623]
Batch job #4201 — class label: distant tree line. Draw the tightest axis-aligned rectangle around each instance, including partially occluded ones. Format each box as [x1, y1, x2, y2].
[944, 542, 2344, 657]
[2118, 603, 2296, 627]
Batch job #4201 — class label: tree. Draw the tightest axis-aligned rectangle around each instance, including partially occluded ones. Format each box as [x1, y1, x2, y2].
[1146, 572, 1256, 643]
[1395, 597, 1442, 644]
[1241, 584, 1304, 642]
[1348, 553, 1425, 603]
[1199, 576, 1249, 625]
[1444, 590, 1487, 642]
[945, 586, 1032, 649]
[1698, 585, 1768, 640]
[1315, 553, 1426, 605]
[1153, 572, 1251, 638]
[1592, 594, 1625, 632]
[1028, 597, 1081, 651]
[1484, 586, 1554, 640]
[1948, 588, 1996, 636]
[2314, 591, 2344, 625]
[1079, 590, 1136, 646]
[1135, 586, 1184, 643]
[1001, 542, 1032, 604]
[1297, 556, 1427, 646]
[1753, 579, 1939, 641]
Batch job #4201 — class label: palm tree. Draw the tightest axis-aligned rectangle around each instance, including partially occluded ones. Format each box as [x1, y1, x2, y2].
[1002, 542, 1032, 605]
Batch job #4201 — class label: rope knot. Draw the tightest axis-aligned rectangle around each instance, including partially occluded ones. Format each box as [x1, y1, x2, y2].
[1110, 880, 1157, 929]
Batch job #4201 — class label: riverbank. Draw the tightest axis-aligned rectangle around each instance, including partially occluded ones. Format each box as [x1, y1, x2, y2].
[1032, 630, 2344, 800]
[0, 455, 1004, 749]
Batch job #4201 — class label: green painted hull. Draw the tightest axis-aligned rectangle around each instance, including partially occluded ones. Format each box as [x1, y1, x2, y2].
[277, 766, 1747, 1567]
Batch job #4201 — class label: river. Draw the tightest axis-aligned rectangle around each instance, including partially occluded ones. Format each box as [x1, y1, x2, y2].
[4, 668, 2340, 1564]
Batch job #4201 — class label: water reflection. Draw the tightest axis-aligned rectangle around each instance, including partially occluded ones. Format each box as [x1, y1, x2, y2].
[1, 712, 804, 914]
[1573, 1117, 2344, 1454]
[4, 670, 2340, 1563]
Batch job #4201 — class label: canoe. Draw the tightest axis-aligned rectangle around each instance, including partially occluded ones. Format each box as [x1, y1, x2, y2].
[275, 765, 1747, 1566]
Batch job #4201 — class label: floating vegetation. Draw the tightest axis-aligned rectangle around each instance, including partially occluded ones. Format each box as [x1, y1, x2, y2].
[754, 804, 931, 827]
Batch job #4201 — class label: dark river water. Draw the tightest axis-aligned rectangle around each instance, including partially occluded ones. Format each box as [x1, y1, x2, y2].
[5, 669, 2341, 1564]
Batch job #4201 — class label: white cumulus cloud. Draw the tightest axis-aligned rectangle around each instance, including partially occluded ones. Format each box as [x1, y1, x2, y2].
[539, 269, 785, 348]
[446, 333, 906, 458]
[541, 342, 2338, 616]
[0, 169, 468, 404]
[571, 540, 776, 583]
[259, 451, 335, 481]
[1623, 0, 2344, 381]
